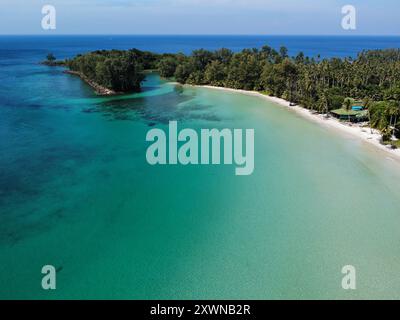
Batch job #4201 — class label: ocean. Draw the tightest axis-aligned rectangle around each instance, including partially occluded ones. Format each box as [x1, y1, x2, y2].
[2, 35, 400, 60]
[1, 36, 400, 299]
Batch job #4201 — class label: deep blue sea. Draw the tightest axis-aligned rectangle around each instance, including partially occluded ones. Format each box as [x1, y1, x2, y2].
[1, 35, 400, 63]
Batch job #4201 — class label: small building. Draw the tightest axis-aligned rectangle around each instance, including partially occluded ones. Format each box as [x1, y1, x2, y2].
[330, 108, 368, 123]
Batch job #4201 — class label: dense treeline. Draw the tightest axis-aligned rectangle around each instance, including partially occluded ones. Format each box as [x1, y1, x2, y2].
[66, 49, 156, 92]
[158, 47, 400, 140]
[66, 49, 178, 92]
[64, 46, 400, 141]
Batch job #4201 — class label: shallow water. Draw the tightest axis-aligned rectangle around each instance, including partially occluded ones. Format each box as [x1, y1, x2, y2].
[1, 37, 400, 299]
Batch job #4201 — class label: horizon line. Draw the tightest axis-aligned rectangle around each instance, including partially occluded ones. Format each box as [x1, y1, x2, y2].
[1, 34, 400, 37]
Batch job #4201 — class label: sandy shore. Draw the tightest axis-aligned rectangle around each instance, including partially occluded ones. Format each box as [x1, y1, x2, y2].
[198, 85, 400, 161]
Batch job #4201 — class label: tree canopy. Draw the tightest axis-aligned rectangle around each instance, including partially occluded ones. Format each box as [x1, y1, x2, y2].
[67, 50, 155, 92]
[65, 46, 400, 140]
[154, 46, 400, 139]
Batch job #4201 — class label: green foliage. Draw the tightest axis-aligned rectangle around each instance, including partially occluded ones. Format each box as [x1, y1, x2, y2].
[343, 98, 353, 111]
[67, 46, 400, 138]
[67, 50, 150, 92]
[329, 94, 346, 110]
[162, 47, 400, 138]
[158, 57, 178, 78]
[279, 46, 289, 59]
[166, 46, 400, 137]
[187, 70, 205, 85]
[369, 101, 390, 131]
[214, 48, 233, 64]
[225, 51, 263, 90]
[204, 61, 226, 87]
[47, 53, 56, 62]
[192, 49, 215, 70]
[174, 60, 196, 83]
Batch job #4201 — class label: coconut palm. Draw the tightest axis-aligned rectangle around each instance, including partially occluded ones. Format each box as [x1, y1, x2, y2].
[363, 97, 374, 134]
[343, 98, 353, 123]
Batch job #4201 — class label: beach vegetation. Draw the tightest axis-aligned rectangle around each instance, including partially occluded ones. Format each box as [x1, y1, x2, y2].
[158, 57, 178, 78]
[46, 53, 56, 62]
[66, 50, 146, 92]
[65, 47, 400, 140]
[163, 47, 400, 140]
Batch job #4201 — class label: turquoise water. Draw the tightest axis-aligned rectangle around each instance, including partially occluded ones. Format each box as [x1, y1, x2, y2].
[1, 72, 400, 299]
[1, 36, 400, 299]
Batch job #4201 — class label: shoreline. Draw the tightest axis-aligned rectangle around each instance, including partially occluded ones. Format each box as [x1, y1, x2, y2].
[64, 70, 123, 96]
[191, 84, 400, 161]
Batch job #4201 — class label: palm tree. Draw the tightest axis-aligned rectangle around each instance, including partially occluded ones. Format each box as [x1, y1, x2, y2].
[363, 97, 373, 134]
[46, 53, 56, 62]
[343, 98, 353, 123]
[388, 101, 400, 138]
[395, 105, 400, 138]
[320, 91, 330, 117]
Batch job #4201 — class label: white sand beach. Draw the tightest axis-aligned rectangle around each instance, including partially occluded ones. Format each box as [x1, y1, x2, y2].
[198, 85, 400, 161]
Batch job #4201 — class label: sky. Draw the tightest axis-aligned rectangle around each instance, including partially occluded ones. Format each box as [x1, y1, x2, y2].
[0, 0, 399, 35]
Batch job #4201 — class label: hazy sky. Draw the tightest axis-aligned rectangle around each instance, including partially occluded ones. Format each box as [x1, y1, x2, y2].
[1, 0, 399, 35]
